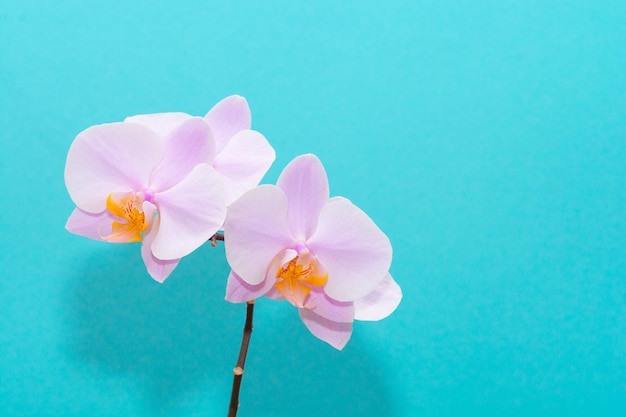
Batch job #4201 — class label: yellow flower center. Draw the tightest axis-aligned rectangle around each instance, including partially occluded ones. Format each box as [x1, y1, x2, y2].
[101, 192, 150, 243]
[274, 253, 328, 308]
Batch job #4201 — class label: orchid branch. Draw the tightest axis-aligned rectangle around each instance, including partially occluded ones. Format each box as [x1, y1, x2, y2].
[227, 300, 255, 417]
[211, 232, 225, 247]
[208, 231, 253, 416]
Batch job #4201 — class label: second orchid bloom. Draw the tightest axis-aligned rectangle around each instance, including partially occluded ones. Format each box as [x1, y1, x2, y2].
[224, 154, 402, 349]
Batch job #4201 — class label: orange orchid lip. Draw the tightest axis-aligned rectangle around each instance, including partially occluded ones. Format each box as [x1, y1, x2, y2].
[274, 252, 328, 308]
[100, 192, 151, 243]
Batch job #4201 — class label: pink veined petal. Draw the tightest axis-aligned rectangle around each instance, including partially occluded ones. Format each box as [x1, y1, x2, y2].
[307, 197, 392, 302]
[223, 185, 294, 285]
[299, 309, 353, 350]
[276, 154, 330, 241]
[125, 112, 193, 139]
[212, 129, 276, 205]
[306, 287, 354, 323]
[353, 273, 402, 321]
[151, 163, 227, 260]
[140, 217, 180, 283]
[225, 270, 277, 303]
[64, 122, 164, 213]
[265, 287, 286, 300]
[260, 248, 297, 301]
[149, 117, 216, 192]
[278, 249, 298, 265]
[204, 95, 251, 153]
[65, 208, 116, 241]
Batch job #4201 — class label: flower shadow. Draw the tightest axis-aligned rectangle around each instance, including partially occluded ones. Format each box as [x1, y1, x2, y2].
[64, 244, 393, 416]
[241, 302, 394, 417]
[63, 243, 238, 413]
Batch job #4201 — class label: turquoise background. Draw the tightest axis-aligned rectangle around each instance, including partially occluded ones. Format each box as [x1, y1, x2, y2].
[1, 1, 625, 416]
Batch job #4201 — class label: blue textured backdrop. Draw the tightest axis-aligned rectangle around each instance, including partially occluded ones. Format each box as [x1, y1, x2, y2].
[1, 1, 625, 416]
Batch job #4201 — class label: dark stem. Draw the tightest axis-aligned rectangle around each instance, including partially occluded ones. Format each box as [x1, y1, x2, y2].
[210, 232, 225, 247]
[227, 300, 255, 417]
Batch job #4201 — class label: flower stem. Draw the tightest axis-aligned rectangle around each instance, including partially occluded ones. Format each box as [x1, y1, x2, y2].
[211, 232, 225, 247]
[227, 300, 255, 417]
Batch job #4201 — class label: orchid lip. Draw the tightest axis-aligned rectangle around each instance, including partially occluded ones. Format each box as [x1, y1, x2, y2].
[99, 191, 154, 243]
[274, 251, 327, 309]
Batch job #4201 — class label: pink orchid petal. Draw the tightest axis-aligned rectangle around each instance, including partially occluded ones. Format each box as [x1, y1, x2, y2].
[353, 273, 402, 321]
[306, 287, 354, 323]
[125, 112, 193, 139]
[225, 270, 277, 303]
[140, 218, 180, 283]
[149, 117, 216, 192]
[151, 163, 226, 260]
[65, 208, 115, 241]
[278, 249, 298, 265]
[308, 197, 392, 302]
[299, 309, 353, 350]
[204, 95, 251, 153]
[260, 249, 296, 301]
[224, 185, 294, 285]
[64, 122, 163, 213]
[213, 129, 275, 205]
[276, 154, 330, 241]
[265, 287, 286, 300]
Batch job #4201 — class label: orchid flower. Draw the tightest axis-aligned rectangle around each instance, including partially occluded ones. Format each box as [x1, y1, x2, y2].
[65, 96, 275, 283]
[65, 118, 228, 282]
[223, 154, 402, 349]
[125, 95, 275, 206]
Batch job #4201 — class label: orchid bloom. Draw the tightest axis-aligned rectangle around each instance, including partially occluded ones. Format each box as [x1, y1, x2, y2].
[65, 118, 228, 282]
[224, 154, 402, 349]
[125, 95, 275, 206]
[65, 96, 275, 282]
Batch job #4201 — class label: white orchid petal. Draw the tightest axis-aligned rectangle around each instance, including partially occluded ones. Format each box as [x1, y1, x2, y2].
[224, 185, 294, 285]
[354, 273, 402, 321]
[125, 112, 193, 139]
[308, 197, 392, 302]
[149, 117, 216, 191]
[65, 122, 163, 213]
[225, 270, 277, 303]
[152, 164, 226, 260]
[276, 154, 329, 241]
[205, 95, 251, 153]
[299, 309, 353, 350]
[141, 218, 180, 283]
[213, 129, 275, 205]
